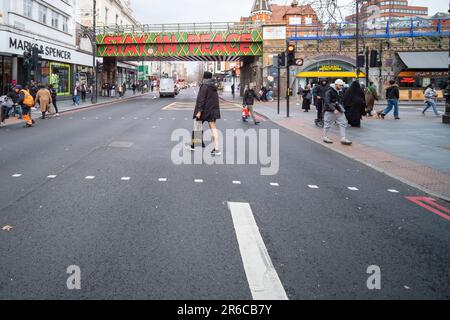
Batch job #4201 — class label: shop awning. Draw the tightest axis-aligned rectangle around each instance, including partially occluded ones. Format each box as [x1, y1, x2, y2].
[398, 52, 448, 69]
[296, 71, 366, 78]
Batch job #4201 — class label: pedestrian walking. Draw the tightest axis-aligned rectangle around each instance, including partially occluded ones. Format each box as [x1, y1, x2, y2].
[231, 83, 235, 97]
[118, 84, 124, 98]
[344, 81, 366, 127]
[81, 82, 87, 102]
[186, 71, 222, 156]
[313, 79, 329, 127]
[48, 84, 59, 116]
[132, 83, 137, 95]
[322, 79, 352, 146]
[365, 81, 378, 116]
[0, 91, 14, 127]
[243, 83, 261, 125]
[35, 85, 53, 119]
[15, 85, 35, 127]
[422, 84, 441, 117]
[73, 82, 81, 106]
[378, 80, 400, 120]
[301, 84, 312, 112]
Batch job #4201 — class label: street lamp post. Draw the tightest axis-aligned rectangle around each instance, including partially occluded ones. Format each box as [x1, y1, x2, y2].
[443, 3, 450, 124]
[355, 0, 360, 77]
[91, 0, 98, 104]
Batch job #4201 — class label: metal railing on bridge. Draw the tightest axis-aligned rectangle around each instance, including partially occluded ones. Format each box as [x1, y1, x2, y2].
[96, 21, 261, 34]
[287, 17, 450, 41]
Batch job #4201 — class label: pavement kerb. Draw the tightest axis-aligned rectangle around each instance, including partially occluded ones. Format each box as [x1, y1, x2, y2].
[220, 96, 450, 203]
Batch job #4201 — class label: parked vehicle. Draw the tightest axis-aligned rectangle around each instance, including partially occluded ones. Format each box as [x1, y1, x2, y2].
[160, 78, 176, 98]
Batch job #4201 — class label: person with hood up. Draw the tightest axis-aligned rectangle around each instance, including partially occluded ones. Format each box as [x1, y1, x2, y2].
[187, 72, 222, 156]
[343, 81, 366, 127]
[313, 79, 330, 126]
[378, 80, 400, 120]
[323, 79, 352, 146]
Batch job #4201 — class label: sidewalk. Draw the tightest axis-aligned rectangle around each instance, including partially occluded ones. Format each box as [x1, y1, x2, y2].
[1, 92, 150, 127]
[221, 92, 450, 201]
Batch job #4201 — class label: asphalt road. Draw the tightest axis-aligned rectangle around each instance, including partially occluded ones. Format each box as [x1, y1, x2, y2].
[0, 88, 449, 299]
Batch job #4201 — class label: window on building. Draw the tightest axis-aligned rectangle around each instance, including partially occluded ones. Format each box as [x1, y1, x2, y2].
[62, 16, 68, 32]
[104, 7, 109, 25]
[38, 4, 47, 24]
[51, 11, 59, 28]
[305, 17, 313, 25]
[289, 16, 302, 25]
[24, 0, 33, 18]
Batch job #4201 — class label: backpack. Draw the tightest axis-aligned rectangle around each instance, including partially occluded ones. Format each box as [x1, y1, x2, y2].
[21, 90, 34, 107]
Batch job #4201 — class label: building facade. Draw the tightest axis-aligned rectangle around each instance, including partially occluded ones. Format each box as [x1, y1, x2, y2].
[75, 0, 140, 88]
[0, 0, 93, 96]
[346, 0, 429, 25]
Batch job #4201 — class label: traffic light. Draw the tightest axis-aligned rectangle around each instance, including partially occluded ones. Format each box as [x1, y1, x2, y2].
[32, 46, 43, 70]
[287, 44, 296, 66]
[370, 49, 380, 68]
[278, 52, 286, 67]
[356, 55, 365, 68]
[23, 50, 32, 67]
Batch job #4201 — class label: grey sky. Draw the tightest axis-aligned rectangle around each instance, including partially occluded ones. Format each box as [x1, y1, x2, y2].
[131, 0, 448, 25]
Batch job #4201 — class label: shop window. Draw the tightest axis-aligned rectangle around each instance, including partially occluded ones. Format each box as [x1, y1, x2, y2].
[50, 62, 71, 96]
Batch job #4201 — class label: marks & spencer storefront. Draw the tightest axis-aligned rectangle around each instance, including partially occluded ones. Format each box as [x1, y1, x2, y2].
[0, 30, 93, 97]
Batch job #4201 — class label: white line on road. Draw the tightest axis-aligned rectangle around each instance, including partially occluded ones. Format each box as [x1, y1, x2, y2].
[12, 174, 22, 178]
[233, 181, 242, 185]
[121, 177, 131, 181]
[388, 189, 399, 193]
[227, 202, 289, 300]
[158, 178, 167, 182]
[194, 179, 204, 183]
[308, 185, 319, 189]
[348, 187, 359, 191]
[270, 182, 279, 187]
[85, 176, 95, 180]
[47, 175, 57, 179]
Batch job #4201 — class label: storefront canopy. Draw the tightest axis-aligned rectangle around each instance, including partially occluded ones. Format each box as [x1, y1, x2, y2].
[398, 52, 448, 69]
[297, 71, 366, 78]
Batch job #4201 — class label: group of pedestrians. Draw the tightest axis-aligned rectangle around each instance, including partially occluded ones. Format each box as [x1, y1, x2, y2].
[101, 82, 130, 98]
[1, 82, 60, 128]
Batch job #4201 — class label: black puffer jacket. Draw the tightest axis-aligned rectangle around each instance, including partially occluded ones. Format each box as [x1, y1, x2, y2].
[243, 89, 260, 106]
[324, 86, 345, 113]
[193, 79, 221, 122]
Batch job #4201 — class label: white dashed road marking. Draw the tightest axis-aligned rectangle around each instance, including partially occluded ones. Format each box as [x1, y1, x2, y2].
[158, 178, 167, 182]
[233, 181, 242, 185]
[121, 177, 131, 181]
[194, 179, 204, 183]
[85, 176, 95, 180]
[12, 174, 22, 178]
[228, 202, 289, 300]
[47, 175, 57, 179]
[388, 189, 399, 193]
[270, 182, 279, 187]
[348, 187, 359, 191]
[308, 185, 319, 189]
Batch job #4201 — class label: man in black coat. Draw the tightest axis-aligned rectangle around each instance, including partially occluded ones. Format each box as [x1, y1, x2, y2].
[323, 79, 352, 146]
[313, 79, 329, 126]
[189, 71, 222, 156]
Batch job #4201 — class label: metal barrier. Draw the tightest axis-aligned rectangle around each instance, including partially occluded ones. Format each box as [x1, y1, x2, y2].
[287, 17, 450, 41]
[96, 21, 261, 34]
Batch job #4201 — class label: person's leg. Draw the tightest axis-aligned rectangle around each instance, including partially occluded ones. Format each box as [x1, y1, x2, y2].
[323, 111, 335, 142]
[22, 106, 33, 126]
[208, 121, 220, 152]
[431, 101, 440, 116]
[393, 99, 399, 118]
[53, 100, 59, 114]
[1, 106, 6, 124]
[422, 101, 431, 114]
[383, 99, 393, 115]
[336, 112, 351, 143]
[248, 105, 259, 125]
